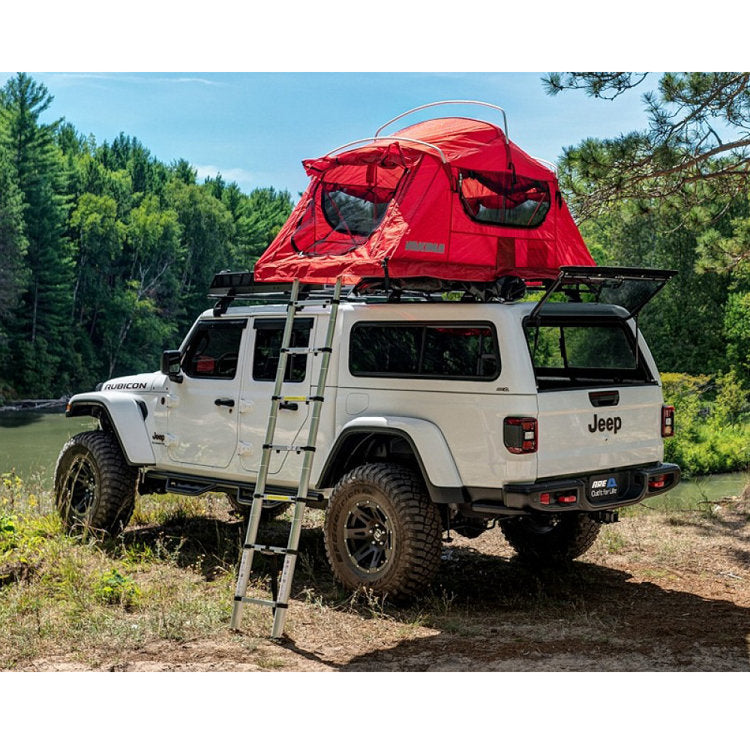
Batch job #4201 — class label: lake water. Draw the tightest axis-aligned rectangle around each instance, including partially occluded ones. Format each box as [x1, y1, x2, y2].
[0, 411, 96, 487]
[1, 411, 747, 505]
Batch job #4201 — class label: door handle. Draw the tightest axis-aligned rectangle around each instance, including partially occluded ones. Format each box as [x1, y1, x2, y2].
[214, 398, 235, 407]
[589, 390, 619, 407]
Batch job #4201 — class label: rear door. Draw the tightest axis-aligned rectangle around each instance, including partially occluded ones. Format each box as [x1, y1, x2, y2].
[238, 316, 315, 480]
[527, 314, 664, 479]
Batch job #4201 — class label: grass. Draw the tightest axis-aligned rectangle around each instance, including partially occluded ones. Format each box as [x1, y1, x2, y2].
[1, 470, 747, 671]
[0, 475, 251, 669]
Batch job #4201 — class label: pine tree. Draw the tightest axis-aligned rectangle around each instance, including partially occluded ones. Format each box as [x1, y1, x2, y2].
[0, 73, 74, 396]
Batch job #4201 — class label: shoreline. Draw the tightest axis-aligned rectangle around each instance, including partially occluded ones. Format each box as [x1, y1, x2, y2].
[0, 398, 68, 413]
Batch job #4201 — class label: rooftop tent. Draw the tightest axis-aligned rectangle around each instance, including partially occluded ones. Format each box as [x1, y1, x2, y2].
[253, 102, 595, 285]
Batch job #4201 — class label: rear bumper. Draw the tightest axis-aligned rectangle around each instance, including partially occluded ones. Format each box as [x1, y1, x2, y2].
[498, 462, 681, 514]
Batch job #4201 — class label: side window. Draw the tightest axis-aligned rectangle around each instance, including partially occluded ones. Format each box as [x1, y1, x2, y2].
[350, 323, 500, 380]
[252, 318, 313, 382]
[181, 320, 246, 379]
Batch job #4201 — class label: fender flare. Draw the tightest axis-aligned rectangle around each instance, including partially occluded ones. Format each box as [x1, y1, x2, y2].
[316, 416, 464, 503]
[67, 392, 156, 466]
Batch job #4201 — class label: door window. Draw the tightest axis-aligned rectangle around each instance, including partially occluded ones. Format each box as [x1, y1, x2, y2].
[181, 320, 246, 379]
[252, 318, 313, 382]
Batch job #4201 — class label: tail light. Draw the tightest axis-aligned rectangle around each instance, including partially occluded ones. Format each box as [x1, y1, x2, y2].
[504, 417, 538, 454]
[649, 475, 667, 491]
[661, 405, 675, 438]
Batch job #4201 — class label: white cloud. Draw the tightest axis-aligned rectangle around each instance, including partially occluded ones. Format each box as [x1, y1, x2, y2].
[46, 73, 228, 87]
[193, 164, 254, 186]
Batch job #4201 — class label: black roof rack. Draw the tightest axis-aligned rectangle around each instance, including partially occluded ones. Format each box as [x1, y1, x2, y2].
[207, 267, 676, 317]
[208, 271, 530, 315]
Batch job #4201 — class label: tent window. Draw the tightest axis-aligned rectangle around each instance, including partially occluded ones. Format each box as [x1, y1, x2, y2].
[459, 170, 550, 228]
[321, 185, 393, 237]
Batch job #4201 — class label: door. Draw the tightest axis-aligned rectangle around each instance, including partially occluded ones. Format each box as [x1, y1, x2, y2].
[238, 316, 315, 482]
[166, 318, 246, 468]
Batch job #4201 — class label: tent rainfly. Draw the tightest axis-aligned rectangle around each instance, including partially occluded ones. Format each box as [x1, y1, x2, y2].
[253, 103, 595, 286]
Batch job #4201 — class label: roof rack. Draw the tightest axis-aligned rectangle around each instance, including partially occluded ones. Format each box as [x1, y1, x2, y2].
[207, 271, 532, 315]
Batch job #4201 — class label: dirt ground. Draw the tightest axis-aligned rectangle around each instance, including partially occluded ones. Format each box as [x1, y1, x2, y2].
[20, 498, 750, 672]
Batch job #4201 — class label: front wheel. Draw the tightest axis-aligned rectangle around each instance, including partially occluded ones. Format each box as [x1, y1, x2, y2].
[324, 463, 442, 599]
[500, 513, 601, 564]
[55, 430, 137, 535]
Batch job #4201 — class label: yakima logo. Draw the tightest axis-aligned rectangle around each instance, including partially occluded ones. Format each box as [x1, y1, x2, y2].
[405, 241, 445, 254]
[588, 414, 622, 434]
[104, 382, 148, 390]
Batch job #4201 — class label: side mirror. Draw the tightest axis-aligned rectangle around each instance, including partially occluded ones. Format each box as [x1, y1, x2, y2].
[161, 350, 183, 383]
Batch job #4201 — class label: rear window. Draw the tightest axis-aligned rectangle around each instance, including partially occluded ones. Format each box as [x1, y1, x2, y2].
[525, 318, 654, 390]
[350, 323, 500, 380]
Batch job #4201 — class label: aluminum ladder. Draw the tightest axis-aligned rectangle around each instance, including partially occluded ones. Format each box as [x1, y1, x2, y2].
[230, 277, 342, 638]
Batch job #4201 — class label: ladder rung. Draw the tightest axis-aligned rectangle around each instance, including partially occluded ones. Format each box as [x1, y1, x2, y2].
[281, 346, 332, 355]
[272, 395, 324, 404]
[263, 444, 315, 453]
[255, 493, 306, 504]
[292, 298, 340, 307]
[234, 596, 288, 609]
[243, 543, 297, 556]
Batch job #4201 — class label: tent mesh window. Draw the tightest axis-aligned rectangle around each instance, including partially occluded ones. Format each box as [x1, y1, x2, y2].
[321, 184, 392, 237]
[459, 170, 550, 228]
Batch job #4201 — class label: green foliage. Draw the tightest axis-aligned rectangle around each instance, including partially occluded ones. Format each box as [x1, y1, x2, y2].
[547, 73, 750, 229]
[0, 73, 294, 397]
[94, 568, 141, 608]
[661, 372, 750, 475]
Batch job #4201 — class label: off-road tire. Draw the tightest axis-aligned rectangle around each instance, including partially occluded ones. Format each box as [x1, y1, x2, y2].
[500, 513, 601, 564]
[324, 463, 442, 599]
[55, 430, 138, 535]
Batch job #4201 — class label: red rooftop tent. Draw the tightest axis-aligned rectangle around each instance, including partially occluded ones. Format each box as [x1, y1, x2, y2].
[253, 102, 594, 285]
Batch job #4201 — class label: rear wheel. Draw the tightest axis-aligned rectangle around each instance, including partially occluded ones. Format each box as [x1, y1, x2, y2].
[324, 463, 442, 598]
[55, 430, 137, 535]
[500, 513, 601, 564]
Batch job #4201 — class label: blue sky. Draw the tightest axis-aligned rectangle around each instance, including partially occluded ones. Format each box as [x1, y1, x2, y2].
[0, 71, 654, 198]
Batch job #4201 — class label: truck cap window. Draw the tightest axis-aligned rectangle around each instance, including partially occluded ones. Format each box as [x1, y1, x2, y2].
[350, 322, 500, 380]
[525, 317, 653, 390]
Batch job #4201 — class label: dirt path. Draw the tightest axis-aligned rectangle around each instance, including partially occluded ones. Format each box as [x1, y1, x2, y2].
[21, 498, 749, 672]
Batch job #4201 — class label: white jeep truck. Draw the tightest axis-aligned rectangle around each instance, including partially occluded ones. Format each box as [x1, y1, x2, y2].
[55, 267, 680, 598]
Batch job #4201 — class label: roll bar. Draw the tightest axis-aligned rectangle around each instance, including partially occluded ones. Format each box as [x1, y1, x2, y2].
[323, 136, 448, 164]
[375, 100, 509, 141]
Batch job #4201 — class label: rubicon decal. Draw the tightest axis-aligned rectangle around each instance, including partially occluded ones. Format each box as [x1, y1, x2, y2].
[103, 382, 148, 390]
[588, 414, 622, 434]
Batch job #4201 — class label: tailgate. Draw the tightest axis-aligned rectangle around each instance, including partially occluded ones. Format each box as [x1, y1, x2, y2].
[536, 385, 664, 479]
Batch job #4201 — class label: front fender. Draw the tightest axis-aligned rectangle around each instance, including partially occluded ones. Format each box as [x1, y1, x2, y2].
[67, 392, 155, 466]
